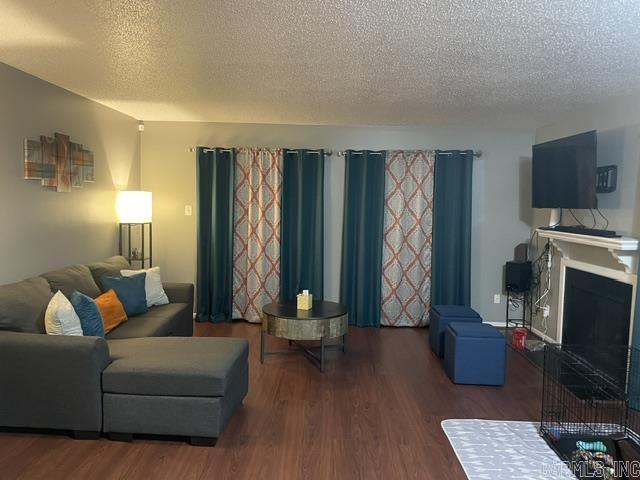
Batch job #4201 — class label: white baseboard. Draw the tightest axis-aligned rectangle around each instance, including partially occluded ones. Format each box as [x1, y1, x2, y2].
[188, 312, 553, 341]
[483, 320, 529, 329]
[484, 320, 558, 344]
[486, 320, 506, 328]
[531, 326, 557, 344]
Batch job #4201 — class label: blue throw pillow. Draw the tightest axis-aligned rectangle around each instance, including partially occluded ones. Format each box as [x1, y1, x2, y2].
[70, 291, 105, 337]
[100, 273, 148, 316]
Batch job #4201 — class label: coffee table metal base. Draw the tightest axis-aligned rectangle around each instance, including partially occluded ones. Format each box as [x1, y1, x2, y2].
[260, 332, 346, 372]
[261, 301, 348, 373]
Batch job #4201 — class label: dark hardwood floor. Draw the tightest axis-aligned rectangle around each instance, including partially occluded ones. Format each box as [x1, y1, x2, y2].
[0, 323, 543, 479]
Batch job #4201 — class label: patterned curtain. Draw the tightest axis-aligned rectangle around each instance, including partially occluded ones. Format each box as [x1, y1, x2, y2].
[381, 150, 435, 327]
[232, 148, 283, 323]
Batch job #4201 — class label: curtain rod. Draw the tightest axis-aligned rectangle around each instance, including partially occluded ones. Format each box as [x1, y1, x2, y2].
[335, 149, 481, 158]
[189, 147, 481, 158]
[437, 150, 482, 158]
[188, 147, 333, 156]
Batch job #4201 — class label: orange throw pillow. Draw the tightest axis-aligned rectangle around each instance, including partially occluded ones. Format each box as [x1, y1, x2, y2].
[95, 289, 128, 333]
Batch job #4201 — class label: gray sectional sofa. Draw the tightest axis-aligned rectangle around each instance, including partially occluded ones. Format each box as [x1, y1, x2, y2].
[0, 256, 248, 446]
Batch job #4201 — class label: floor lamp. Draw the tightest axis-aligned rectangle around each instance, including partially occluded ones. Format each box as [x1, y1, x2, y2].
[116, 190, 153, 269]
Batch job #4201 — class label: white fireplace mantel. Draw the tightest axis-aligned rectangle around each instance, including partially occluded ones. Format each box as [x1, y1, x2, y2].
[536, 228, 640, 344]
[537, 229, 640, 274]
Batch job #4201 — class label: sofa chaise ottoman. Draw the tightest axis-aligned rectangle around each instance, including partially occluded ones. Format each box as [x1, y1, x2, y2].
[103, 337, 249, 446]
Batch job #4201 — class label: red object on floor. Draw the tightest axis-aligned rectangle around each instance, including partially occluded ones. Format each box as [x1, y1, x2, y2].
[511, 328, 528, 350]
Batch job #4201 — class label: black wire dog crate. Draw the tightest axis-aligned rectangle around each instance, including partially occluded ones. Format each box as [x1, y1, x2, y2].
[540, 344, 640, 478]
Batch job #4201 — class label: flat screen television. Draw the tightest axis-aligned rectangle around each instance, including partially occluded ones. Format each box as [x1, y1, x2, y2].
[532, 130, 597, 209]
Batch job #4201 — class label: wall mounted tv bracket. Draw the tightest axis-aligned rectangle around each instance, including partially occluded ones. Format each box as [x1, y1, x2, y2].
[596, 165, 617, 194]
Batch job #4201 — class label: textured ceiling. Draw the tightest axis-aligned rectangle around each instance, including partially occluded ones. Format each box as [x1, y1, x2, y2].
[1, 0, 640, 128]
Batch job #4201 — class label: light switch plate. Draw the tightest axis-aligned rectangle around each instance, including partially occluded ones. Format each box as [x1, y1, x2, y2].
[184, 205, 193, 216]
[493, 294, 501, 304]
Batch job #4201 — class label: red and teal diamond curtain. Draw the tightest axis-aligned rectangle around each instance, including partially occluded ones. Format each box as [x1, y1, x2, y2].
[232, 148, 283, 323]
[341, 149, 470, 327]
[197, 147, 324, 323]
[381, 150, 435, 327]
[198, 146, 470, 326]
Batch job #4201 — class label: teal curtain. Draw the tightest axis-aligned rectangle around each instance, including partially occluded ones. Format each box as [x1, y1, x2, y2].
[280, 149, 324, 301]
[432, 150, 473, 306]
[196, 147, 235, 322]
[340, 150, 386, 327]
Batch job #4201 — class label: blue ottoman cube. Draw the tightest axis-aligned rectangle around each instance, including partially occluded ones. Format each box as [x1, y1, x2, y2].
[428, 305, 482, 357]
[444, 322, 506, 386]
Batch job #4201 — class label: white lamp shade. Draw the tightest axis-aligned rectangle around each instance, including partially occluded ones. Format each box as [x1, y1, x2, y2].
[117, 191, 152, 223]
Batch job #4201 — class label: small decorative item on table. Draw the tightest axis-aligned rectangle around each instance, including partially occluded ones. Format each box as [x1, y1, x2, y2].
[297, 290, 312, 310]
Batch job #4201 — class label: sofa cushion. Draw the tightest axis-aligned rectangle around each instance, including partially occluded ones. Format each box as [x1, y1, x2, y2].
[105, 314, 172, 339]
[96, 290, 128, 334]
[71, 291, 106, 337]
[86, 256, 131, 291]
[121, 267, 169, 307]
[0, 277, 53, 333]
[44, 291, 83, 336]
[104, 303, 190, 339]
[144, 303, 192, 336]
[103, 337, 249, 397]
[41, 264, 101, 299]
[101, 274, 148, 317]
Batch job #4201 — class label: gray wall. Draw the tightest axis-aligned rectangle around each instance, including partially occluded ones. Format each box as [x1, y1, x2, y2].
[531, 93, 640, 340]
[0, 62, 140, 284]
[140, 121, 534, 322]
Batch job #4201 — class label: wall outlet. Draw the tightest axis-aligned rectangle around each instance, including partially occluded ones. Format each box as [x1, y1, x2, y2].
[542, 305, 550, 317]
[184, 205, 192, 216]
[493, 294, 501, 304]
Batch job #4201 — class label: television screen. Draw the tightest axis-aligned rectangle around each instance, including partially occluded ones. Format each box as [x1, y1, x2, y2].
[532, 130, 597, 209]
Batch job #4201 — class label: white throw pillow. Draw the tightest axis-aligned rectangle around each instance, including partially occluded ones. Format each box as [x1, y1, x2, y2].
[44, 291, 83, 336]
[121, 266, 169, 307]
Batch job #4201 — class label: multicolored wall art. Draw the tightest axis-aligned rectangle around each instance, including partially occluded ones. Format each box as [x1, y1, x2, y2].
[24, 132, 94, 192]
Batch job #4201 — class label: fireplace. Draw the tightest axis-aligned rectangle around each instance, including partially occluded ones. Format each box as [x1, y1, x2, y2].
[562, 267, 633, 346]
[562, 267, 633, 388]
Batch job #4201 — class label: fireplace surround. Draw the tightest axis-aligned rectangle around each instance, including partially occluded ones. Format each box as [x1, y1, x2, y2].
[536, 228, 639, 347]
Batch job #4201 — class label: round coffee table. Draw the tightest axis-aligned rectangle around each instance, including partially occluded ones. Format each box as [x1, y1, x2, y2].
[261, 300, 348, 372]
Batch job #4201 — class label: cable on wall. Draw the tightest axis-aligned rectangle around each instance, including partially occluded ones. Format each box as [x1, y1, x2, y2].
[531, 240, 553, 336]
[595, 208, 610, 230]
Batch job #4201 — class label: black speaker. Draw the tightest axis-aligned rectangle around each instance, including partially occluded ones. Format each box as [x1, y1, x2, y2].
[505, 261, 532, 293]
[514, 243, 528, 263]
